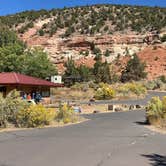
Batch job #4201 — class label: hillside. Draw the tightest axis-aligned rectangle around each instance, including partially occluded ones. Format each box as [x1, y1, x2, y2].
[113, 46, 166, 80]
[1, 5, 166, 34]
[0, 4, 166, 79]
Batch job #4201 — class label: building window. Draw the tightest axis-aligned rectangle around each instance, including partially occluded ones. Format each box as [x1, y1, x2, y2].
[0, 86, 6, 92]
[41, 91, 50, 97]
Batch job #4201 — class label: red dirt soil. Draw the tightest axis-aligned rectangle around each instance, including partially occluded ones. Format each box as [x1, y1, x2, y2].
[114, 45, 166, 80]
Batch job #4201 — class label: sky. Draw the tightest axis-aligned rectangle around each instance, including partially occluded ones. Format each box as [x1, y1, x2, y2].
[0, 0, 166, 16]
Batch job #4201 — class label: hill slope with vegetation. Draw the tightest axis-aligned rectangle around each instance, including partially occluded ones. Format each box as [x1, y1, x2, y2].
[0, 4, 166, 82]
[0, 4, 166, 36]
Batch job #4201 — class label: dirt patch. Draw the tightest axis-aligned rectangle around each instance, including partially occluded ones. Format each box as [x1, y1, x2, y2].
[114, 45, 166, 80]
[80, 104, 109, 114]
[145, 125, 166, 134]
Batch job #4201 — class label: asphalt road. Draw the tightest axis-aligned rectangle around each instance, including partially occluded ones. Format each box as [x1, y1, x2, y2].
[82, 91, 166, 105]
[0, 110, 166, 166]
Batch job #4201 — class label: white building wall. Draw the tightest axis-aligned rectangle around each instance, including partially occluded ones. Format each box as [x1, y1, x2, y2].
[51, 75, 62, 84]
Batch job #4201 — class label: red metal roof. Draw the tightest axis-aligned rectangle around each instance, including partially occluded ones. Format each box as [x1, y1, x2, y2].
[0, 72, 63, 87]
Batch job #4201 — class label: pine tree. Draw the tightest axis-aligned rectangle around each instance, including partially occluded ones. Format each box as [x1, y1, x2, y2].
[64, 58, 79, 77]
[93, 60, 111, 83]
[121, 54, 147, 82]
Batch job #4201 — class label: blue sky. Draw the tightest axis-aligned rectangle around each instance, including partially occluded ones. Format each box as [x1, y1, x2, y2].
[0, 0, 166, 16]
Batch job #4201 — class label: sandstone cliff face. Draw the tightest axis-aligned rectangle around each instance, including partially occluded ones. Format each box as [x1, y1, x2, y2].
[18, 19, 166, 79]
[20, 29, 145, 61]
[113, 45, 166, 80]
[138, 46, 166, 80]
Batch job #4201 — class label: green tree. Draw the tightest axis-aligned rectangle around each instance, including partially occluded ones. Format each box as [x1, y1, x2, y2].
[0, 26, 22, 47]
[121, 54, 147, 82]
[93, 47, 101, 55]
[104, 49, 110, 57]
[0, 27, 57, 79]
[77, 65, 92, 82]
[63, 58, 93, 85]
[93, 60, 111, 83]
[21, 48, 57, 79]
[0, 43, 25, 72]
[64, 58, 79, 77]
[63, 58, 80, 86]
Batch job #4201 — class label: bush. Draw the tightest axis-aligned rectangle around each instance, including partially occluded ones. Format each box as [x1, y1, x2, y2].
[94, 83, 116, 100]
[146, 96, 166, 126]
[158, 75, 166, 83]
[144, 77, 166, 90]
[144, 80, 158, 90]
[71, 82, 90, 92]
[118, 82, 147, 96]
[38, 29, 45, 36]
[88, 81, 98, 90]
[56, 104, 79, 124]
[17, 105, 56, 128]
[161, 34, 166, 43]
[0, 90, 28, 128]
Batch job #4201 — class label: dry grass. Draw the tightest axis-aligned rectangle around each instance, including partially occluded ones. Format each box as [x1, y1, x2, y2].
[51, 87, 94, 101]
[115, 93, 146, 100]
[146, 113, 166, 134]
[51, 85, 145, 104]
[80, 104, 109, 114]
[146, 124, 166, 135]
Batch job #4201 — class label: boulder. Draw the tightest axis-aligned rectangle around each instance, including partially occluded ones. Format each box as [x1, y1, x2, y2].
[93, 110, 100, 114]
[114, 107, 123, 112]
[129, 105, 135, 110]
[136, 105, 142, 109]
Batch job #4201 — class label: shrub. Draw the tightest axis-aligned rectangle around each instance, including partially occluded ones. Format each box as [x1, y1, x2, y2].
[104, 49, 110, 57]
[84, 50, 89, 57]
[71, 82, 89, 92]
[146, 96, 166, 126]
[38, 29, 45, 36]
[56, 104, 79, 124]
[94, 83, 116, 100]
[145, 78, 166, 90]
[0, 94, 9, 127]
[17, 104, 56, 127]
[93, 47, 101, 55]
[118, 82, 147, 96]
[0, 90, 28, 128]
[144, 80, 158, 90]
[161, 34, 166, 43]
[158, 75, 166, 83]
[154, 56, 159, 61]
[88, 81, 98, 90]
[146, 97, 163, 117]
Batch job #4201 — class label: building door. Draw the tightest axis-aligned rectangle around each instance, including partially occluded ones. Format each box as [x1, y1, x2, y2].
[0, 86, 7, 96]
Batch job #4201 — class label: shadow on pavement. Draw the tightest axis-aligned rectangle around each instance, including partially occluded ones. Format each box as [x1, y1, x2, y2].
[142, 154, 166, 166]
[134, 121, 148, 126]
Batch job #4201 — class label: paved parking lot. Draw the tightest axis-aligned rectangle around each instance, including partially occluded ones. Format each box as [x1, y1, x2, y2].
[0, 109, 166, 166]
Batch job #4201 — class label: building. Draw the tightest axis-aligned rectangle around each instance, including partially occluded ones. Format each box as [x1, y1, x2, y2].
[0, 72, 63, 98]
[51, 75, 62, 84]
